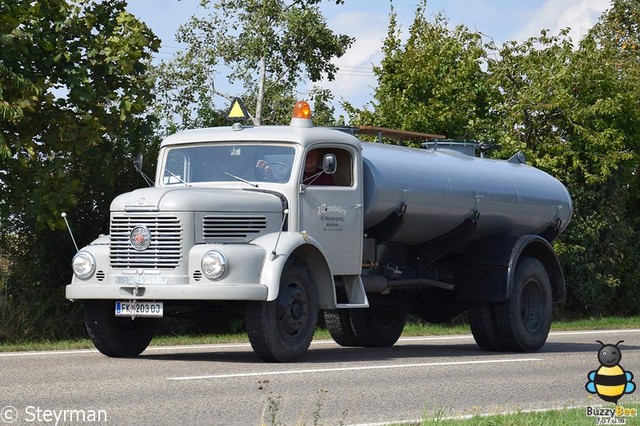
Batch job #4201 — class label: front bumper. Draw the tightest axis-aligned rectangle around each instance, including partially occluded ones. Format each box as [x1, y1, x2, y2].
[66, 241, 269, 302]
[66, 283, 268, 301]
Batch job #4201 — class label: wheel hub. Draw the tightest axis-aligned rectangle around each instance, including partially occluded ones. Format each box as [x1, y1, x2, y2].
[277, 284, 307, 336]
[521, 279, 544, 332]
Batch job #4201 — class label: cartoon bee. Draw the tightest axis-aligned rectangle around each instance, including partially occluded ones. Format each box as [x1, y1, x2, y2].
[585, 340, 636, 404]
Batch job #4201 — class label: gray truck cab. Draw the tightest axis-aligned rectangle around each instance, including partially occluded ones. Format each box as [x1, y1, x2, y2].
[67, 105, 368, 361]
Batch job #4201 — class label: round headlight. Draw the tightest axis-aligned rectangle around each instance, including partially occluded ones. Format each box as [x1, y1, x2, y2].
[72, 251, 96, 279]
[201, 250, 227, 280]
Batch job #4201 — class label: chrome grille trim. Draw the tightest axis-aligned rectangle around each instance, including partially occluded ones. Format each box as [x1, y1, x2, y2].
[202, 215, 267, 240]
[110, 216, 182, 269]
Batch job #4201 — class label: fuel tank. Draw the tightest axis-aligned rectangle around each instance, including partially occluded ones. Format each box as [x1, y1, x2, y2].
[361, 142, 572, 246]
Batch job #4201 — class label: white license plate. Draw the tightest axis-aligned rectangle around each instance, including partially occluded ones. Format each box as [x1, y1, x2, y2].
[115, 301, 163, 318]
[115, 276, 168, 285]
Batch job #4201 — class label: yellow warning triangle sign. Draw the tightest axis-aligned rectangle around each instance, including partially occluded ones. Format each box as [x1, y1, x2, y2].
[226, 97, 250, 122]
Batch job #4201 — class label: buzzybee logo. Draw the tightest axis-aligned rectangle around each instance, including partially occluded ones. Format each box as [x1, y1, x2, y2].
[585, 340, 636, 404]
[584, 340, 637, 424]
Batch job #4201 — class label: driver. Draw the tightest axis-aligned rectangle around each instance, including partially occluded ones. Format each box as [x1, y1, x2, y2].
[302, 150, 334, 186]
[255, 159, 289, 183]
[255, 159, 273, 181]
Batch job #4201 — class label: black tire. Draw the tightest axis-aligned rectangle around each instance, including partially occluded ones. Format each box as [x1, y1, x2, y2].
[245, 258, 318, 362]
[494, 257, 553, 352]
[469, 302, 505, 351]
[349, 303, 406, 347]
[84, 300, 156, 357]
[324, 310, 362, 347]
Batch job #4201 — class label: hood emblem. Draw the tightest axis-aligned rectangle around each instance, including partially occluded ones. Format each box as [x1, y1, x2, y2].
[129, 226, 151, 251]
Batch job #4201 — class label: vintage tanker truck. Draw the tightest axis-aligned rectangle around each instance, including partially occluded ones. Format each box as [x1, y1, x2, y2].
[66, 101, 572, 362]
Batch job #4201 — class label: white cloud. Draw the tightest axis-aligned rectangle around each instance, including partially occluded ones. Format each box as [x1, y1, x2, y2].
[511, 0, 610, 42]
[130, 1, 611, 120]
[315, 0, 612, 118]
[310, 10, 390, 111]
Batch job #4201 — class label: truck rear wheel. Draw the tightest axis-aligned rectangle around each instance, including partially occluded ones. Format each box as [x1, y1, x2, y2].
[495, 257, 552, 352]
[245, 258, 318, 362]
[84, 300, 156, 357]
[469, 302, 504, 352]
[324, 310, 362, 347]
[349, 303, 406, 347]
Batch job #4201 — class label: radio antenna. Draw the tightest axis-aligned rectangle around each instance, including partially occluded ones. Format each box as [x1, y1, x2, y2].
[61, 212, 79, 252]
[271, 209, 289, 260]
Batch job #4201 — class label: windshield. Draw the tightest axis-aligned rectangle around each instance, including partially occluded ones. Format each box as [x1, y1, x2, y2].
[162, 143, 295, 185]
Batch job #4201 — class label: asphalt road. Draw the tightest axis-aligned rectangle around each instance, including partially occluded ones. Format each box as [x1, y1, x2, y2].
[1, 329, 639, 425]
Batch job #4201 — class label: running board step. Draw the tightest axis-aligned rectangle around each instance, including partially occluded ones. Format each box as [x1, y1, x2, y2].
[335, 275, 368, 308]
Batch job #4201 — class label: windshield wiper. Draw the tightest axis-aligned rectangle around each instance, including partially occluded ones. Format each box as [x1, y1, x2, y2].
[165, 169, 190, 187]
[224, 172, 258, 188]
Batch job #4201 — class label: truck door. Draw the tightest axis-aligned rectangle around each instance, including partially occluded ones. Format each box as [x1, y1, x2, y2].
[299, 146, 363, 275]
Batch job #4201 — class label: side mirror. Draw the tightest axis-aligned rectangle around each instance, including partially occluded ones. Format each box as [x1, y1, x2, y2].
[134, 153, 144, 171]
[322, 154, 337, 175]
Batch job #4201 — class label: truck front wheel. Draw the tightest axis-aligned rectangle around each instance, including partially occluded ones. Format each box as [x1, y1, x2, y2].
[349, 303, 406, 347]
[245, 258, 318, 362]
[84, 300, 156, 357]
[495, 257, 553, 352]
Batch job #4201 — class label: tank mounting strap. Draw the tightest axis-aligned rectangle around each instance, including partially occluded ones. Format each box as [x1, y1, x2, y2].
[365, 203, 407, 244]
[539, 217, 562, 242]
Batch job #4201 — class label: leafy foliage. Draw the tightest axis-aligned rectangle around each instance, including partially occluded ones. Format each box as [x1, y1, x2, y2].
[346, 1, 491, 142]
[153, 0, 353, 129]
[2, 0, 640, 343]
[0, 0, 160, 341]
[357, 0, 640, 316]
[484, 7, 640, 315]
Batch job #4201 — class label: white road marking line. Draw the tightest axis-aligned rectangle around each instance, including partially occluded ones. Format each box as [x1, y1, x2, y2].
[1, 328, 637, 358]
[548, 329, 640, 336]
[0, 343, 251, 357]
[166, 357, 543, 381]
[146, 343, 251, 350]
[0, 349, 98, 357]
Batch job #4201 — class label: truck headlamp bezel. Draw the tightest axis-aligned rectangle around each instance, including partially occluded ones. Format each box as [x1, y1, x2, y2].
[72, 251, 96, 280]
[201, 250, 227, 280]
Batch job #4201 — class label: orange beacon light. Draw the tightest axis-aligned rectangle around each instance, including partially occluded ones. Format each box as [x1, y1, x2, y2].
[292, 101, 312, 119]
[290, 100, 313, 127]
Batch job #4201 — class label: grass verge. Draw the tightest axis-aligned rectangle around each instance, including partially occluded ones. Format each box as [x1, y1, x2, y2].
[416, 403, 640, 425]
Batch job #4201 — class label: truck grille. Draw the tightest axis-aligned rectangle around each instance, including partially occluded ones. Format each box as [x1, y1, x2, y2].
[110, 216, 182, 269]
[202, 215, 267, 240]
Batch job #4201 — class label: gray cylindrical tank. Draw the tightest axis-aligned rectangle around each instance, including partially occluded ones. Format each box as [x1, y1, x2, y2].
[361, 142, 572, 246]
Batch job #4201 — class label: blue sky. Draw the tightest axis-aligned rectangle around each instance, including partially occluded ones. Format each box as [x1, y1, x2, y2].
[126, 0, 611, 115]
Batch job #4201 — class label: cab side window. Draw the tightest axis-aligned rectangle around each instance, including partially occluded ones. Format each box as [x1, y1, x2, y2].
[304, 148, 352, 187]
[331, 149, 352, 187]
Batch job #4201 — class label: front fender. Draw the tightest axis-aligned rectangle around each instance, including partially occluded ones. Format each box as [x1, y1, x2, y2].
[68, 235, 111, 286]
[251, 232, 334, 303]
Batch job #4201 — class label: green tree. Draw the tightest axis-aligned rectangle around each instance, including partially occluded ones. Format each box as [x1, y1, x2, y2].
[485, 5, 640, 316]
[154, 0, 353, 130]
[0, 0, 160, 341]
[347, 1, 491, 141]
[352, 0, 640, 317]
[584, 0, 640, 314]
